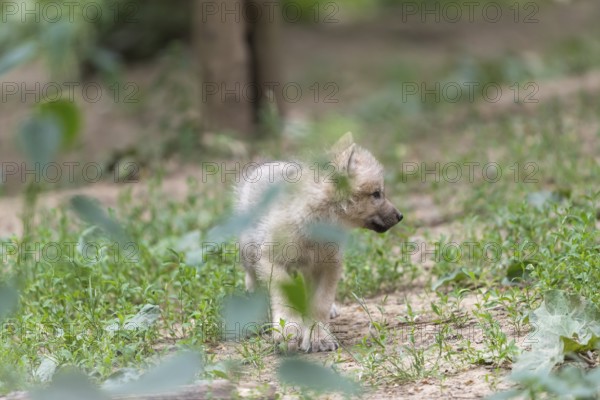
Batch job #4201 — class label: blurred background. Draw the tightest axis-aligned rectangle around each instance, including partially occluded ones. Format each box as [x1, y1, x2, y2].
[1, 0, 600, 195]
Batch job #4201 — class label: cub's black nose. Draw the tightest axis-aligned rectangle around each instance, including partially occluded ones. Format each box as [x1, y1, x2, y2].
[396, 211, 403, 222]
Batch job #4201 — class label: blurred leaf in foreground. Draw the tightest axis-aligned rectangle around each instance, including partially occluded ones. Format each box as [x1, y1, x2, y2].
[103, 351, 202, 396]
[278, 358, 360, 395]
[280, 274, 310, 318]
[222, 291, 269, 339]
[18, 115, 62, 167]
[17, 100, 82, 167]
[526, 190, 566, 210]
[306, 221, 348, 247]
[70, 195, 130, 246]
[37, 100, 82, 150]
[495, 365, 600, 399]
[0, 284, 19, 321]
[31, 369, 107, 400]
[33, 356, 59, 383]
[207, 184, 282, 242]
[0, 41, 37, 75]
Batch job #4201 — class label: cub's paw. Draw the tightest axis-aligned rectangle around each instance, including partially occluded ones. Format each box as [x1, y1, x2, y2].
[300, 323, 339, 353]
[269, 318, 304, 353]
[329, 303, 340, 319]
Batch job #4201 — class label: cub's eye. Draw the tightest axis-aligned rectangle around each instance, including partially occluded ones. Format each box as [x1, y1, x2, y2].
[371, 190, 382, 199]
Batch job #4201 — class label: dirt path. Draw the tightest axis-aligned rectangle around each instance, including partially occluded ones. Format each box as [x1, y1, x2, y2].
[199, 286, 519, 399]
[0, 164, 205, 238]
[334, 292, 518, 399]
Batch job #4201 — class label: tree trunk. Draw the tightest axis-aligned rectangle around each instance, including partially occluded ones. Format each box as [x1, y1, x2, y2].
[194, 0, 283, 137]
[247, 0, 285, 127]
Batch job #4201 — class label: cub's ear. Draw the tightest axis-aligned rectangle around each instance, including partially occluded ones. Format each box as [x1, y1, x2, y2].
[333, 142, 357, 176]
[331, 131, 354, 154]
[326, 132, 357, 177]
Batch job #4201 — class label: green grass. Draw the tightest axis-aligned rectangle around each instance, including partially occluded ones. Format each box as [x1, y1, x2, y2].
[2, 89, 599, 397]
[0, 178, 242, 392]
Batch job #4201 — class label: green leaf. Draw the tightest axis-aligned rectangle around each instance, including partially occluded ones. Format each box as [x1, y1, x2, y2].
[505, 366, 600, 399]
[542, 366, 600, 398]
[0, 42, 37, 75]
[70, 196, 129, 246]
[526, 190, 565, 210]
[306, 221, 348, 246]
[37, 100, 82, 150]
[512, 290, 600, 378]
[0, 284, 19, 321]
[101, 368, 140, 390]
[561, 335, 599, 353]
[222, 291, 269, 338]
[103, 352, 202, 396]
[17, 100, 81, 168]
[502, 259, 534, 285]
[280, 274, 310, 317]
[486, 388, 526, 400]
[88, 47, 121, 78]
[43, 21, 75, 76]
[33, 356, 59, 383]
[76, 226, 115, 264]
[277, 358, 360, 395]
[332, 171, 351, 196]
[31, 369, 108, 400]
[106, 305, 160, 333]
[432, 268, 474, 290]
[173, 230, 203, 266]
[18, 115, 62, 166]
[207, 184, 282, 242]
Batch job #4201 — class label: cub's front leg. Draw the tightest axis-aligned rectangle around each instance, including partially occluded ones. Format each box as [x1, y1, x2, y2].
[256, 261, 306, 351]
[300, 261, 343, 352]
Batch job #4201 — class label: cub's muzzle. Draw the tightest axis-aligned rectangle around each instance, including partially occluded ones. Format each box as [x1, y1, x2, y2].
[366, 202, 403, 233]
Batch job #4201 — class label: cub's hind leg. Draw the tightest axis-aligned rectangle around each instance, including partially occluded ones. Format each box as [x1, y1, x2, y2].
[240, 233, 261, 292]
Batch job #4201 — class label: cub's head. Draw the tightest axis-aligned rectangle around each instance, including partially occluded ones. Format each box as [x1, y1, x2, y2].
[330, 132, 403, 233]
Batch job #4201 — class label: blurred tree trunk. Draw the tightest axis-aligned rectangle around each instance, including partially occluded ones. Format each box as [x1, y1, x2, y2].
[194, 0, 283, 137]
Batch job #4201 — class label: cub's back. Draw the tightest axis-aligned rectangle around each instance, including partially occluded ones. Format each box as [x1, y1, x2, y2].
[235, 161, 299, 213]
